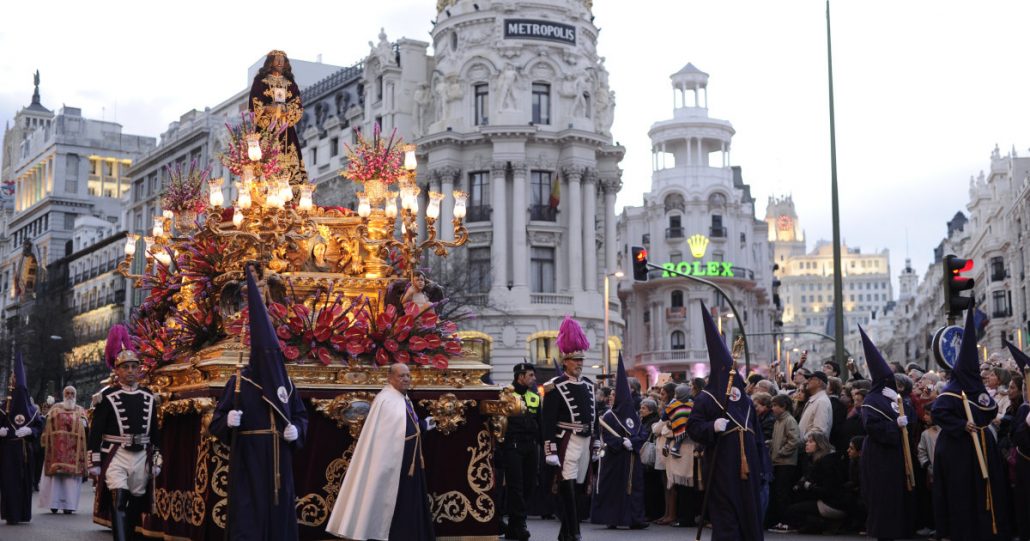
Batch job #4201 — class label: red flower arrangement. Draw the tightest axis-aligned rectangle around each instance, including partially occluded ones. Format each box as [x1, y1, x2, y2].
[219, 112, 284, 178]
[342, 123, 405, 185]
[344, 299, 461, 369]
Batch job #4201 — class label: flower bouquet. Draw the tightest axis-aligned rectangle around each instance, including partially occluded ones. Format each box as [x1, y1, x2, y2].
[342, 124, 405, 202]
[343, 298, 462, 369]
[162, 159, 210, 229]
[219, 111, 284, 178]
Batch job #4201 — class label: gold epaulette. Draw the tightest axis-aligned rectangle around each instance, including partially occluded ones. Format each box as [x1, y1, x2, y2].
[543, 382, 555, 394]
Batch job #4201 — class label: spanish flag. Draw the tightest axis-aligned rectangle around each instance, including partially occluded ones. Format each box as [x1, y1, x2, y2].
[548, 172, 561, 209]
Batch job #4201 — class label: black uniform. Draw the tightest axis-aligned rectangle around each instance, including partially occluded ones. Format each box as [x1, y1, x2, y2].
[88, 385, 161, 541]
[502, 379, 542, 540]
[541, 374, 597, 541]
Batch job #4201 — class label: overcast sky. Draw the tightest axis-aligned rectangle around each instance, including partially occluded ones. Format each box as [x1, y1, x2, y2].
[2, 0, 1028, 293]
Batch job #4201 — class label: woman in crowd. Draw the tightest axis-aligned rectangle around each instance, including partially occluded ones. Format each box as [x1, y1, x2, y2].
[773, 432, 848, 534]
[638, 398, 664, 522]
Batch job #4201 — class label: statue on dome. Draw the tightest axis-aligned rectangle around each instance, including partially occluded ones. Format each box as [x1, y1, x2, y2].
[249, 50, 307, 181]
[369, 28, 396, 67]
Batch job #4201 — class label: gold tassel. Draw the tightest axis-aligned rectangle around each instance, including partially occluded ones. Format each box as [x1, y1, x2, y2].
[739, 430, 749, 480]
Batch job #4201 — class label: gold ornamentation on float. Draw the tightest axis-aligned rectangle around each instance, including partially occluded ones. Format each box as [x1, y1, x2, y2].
[153, 424, 214, 527]
[479, 386, 526, 443]
[429, 428, 495, 523]
[311, 392, 379, 437]
[419, 393, 477, 436]
[157, 398, 215, 428]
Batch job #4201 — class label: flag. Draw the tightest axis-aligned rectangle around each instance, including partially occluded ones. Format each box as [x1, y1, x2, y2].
[548, 171, 561, 209]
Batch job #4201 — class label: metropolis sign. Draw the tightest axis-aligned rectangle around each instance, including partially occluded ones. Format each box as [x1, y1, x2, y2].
[504, 19, 577, 45]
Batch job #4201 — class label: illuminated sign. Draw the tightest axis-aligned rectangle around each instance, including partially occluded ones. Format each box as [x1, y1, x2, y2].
[504, 19, 577, 45]
[661, 261, 735, 277]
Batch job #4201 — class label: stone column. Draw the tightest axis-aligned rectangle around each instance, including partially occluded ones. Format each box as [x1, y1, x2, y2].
[565, 167, 583, 292]
[582, 169, 598, 292]
[603, 176, 622, 301]
[434, 166, 459, 241]
[511, 162, 528, 290]
[490, 161, 508, 293]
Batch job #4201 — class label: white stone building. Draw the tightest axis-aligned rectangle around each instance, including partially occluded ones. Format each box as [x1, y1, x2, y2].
[618, 64, 773, 380]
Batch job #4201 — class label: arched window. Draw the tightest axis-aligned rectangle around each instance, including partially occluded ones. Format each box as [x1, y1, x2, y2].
[671, 290, 684, 308]
[671, 331, 686, 351]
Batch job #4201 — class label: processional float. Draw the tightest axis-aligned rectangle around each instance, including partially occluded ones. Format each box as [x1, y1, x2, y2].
[107, 58, 521, 540]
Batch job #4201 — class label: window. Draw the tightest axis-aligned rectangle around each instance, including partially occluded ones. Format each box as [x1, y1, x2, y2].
[992, 290, 1012, 318]
[467, 171, 490, 222]
[310, 146, 318, 166]
[531, 247, 555, 293]
[711, 215, 725, 237]
[671, 290, 684, 308]
[530, 335, 558, 367]
[468, 247, 491, 293]
[330, 137, 339, 158]
[667, 215, 683, 238]
[134, 181, 144, 202]
[529, 170, 556, 221]
[376, 76, 384, 102]
[104, 161, 113, 177]
[65, 180, 77, 194]
[991, 256, 1006, 282]
[532, 83, 551, 124]
[474, 84, 489, 126]
[670, 251, 682, 262]
[64, 213, 76, 230]
[66, 154, 79, 179]
[671, 331, 685, 350]
[90, 159, 100, 176]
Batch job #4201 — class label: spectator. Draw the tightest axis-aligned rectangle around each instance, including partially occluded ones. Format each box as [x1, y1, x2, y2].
[842, 436, 866, 532]
[773, 432, 848, 534]
[766, 394, 800, 530]
[798, 372, 833, 440]
[822, 361, 841, 379]
[652, 383, 679, 525]
[756, 379, 780, 396]
[753, 392, 775, 441]
[639, 398, 664, 522]
[916, 404, 940, 538]
[827, 377, 849, 452]
[628, 377, 644, 411]
[840, 388, 867, 445]
[987, 367, 1011, 427]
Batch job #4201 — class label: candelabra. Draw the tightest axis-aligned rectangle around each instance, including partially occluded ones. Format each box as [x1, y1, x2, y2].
[355, 146, 468, 280]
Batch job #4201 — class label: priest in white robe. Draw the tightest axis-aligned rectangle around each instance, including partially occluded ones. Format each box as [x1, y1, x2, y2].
[326, 363, 436, 540]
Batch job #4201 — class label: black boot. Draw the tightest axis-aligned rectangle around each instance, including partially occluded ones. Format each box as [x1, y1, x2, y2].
[558, 480, 580, 541]
[111, 489, 132, 541]
[504, 515, 531, 540]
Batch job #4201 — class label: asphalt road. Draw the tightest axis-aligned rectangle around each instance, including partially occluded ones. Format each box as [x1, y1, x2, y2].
[8, 483, 874, 540]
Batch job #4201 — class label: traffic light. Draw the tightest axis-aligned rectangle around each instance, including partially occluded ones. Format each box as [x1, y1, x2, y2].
[631, 246, 649, 281]
[942, 255, 974, 317]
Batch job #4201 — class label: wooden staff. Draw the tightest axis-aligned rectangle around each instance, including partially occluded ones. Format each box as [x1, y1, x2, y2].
[961, 391, 989, 479]
[896, 395, 915, 491]
[224, 354, 244, 541]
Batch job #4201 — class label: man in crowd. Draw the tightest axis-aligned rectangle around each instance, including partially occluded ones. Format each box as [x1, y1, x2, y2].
[858, 327, 915, 541]
[89, 325, 162, 540]
[591, 353, 648, 530]
[328, 362, 437, 540]
[501, 362, 541, 541]
[687, 302, 766, 540]
[798, 371, 833, 440]
[0, 351, 43, 524]
[542, 316, 597, 541]
[210, 268, 308, 540]
[932, 309, 1010, 540]
[39, 385, 89, 514]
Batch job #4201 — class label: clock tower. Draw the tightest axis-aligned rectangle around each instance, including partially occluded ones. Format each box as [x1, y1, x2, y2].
[765, 195, 805, 264]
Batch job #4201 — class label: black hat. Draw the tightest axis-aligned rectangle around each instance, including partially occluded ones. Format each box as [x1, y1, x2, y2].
[807, 371, 828, 385]
[513, 362, 536, 374]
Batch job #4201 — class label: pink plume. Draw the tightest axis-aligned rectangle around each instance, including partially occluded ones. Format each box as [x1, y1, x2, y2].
[557, 316, 589, 355]
[105, 324, 135, 369]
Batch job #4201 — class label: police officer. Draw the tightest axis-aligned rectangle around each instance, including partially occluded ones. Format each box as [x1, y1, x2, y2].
[503, 362, 542, 541]
[89, 325, 162, 541]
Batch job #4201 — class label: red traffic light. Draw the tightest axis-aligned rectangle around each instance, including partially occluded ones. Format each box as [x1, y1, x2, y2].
[635, 248, 648, 262]
[943, 255, 975, 317]
[631, 246, 649, 281]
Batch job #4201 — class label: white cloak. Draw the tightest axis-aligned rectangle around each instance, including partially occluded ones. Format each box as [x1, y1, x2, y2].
[326, 384, 408, 540]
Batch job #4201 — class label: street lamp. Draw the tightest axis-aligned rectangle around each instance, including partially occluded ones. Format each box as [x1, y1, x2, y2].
[50, 335, 64, 389]
[602, 270, 624, 384]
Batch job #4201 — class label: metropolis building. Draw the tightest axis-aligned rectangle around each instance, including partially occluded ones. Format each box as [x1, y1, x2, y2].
[618, 65, 773, 380]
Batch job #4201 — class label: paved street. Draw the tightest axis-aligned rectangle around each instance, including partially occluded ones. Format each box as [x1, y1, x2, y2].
[7, 483, 870, 540]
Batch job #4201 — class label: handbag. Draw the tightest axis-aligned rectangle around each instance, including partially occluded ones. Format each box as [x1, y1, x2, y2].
[641, 432, 657, 466]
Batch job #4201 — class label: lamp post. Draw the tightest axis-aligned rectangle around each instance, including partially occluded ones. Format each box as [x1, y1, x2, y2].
[50, 335, 63, 390]
[602, 270, 624, 384]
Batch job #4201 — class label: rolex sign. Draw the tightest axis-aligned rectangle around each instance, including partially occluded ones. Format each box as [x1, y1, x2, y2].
[504, 19, 577, 45]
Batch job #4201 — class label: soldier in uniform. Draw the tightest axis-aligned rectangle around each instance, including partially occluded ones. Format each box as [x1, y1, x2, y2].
[541, 317, 598, 541]
[88, 324, 162, 541]
[502, 362, 542, 541]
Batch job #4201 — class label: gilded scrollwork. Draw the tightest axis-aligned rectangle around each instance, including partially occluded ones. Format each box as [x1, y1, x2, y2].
[429, 428, 495, 523]
[311, 392, 379, 438]
[479, 386, 526, 443]
[157, 397, 215, 428]
[419, 393, 477, 436]
[153, 423, 216, 528]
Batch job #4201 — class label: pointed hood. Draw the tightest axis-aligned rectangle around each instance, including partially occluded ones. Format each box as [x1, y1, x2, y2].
[7, 351, 38, 428]
[1004, 339, 1029, 372]
[943, 307, 988, 396]
[859, 326, 896, 392]
[247, 267, 293, 427]
[610, 352, 640, 435]
[700, 301, 744, 395]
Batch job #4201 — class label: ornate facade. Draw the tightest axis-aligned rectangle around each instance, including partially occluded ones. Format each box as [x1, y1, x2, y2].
[618, 64, 772, 379]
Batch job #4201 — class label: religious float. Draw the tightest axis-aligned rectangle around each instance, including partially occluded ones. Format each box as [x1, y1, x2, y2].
[103, 52, 519, 540]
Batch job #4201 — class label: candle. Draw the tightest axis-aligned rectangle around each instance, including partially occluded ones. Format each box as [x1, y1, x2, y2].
[154, 250, 172, 267]
[242, 165, 255, 185]
[384, 196, 398, 219]
[143, 237, 155, 259]
[357, 195, 371, 218]
[162, 209, 174, 221]
[232, 208, 244, 228]
[236, 182, 252, 210]
[427, 192, 443, 219]
[452, 190, 468, 219]
[279, 180, 294, 202]
[246, 134, 262, 162]
[124, 235, 137, 256]
[152, 216, 165, 238]
[298, 185, 313, 212]
[403, 144, 417, 171]
[208, 178, 224, 208]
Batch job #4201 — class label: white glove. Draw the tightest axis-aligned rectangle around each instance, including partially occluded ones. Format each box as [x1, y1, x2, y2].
[622, 437, 633, 451]
[896, 415, 908, 428]
[227, 410, 243, 428]
[15, 426, 31, 438]
[0, 427, 7, 437]
[283, 424, 298, 442]
[425, 416, 437, 431]
[714, 418, 729, 432]
[151, 464, 162, 478]
[1025, 411, 1030, 427]
[882, 387, 899, 401]
[545, 454, 560, 467]
[88, 466, 101, 477]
